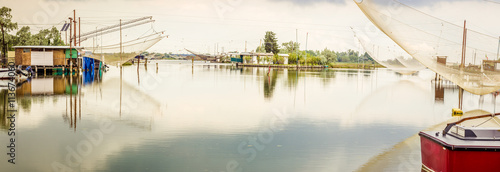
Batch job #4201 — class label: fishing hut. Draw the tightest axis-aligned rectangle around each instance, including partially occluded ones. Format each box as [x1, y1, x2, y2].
[13, 45, 84, 75]
[13, 46, 103, 75]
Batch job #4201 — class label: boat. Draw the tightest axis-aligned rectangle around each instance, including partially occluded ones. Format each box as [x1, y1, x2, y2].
[419, 112, 500, 172]
[354, 0, 500, 171]
[0, 66, 32, 80]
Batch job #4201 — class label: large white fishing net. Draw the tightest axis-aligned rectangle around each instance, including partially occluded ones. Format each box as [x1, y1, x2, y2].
[355, 0, 500, 95]
[353, 28, 425, 75]
[78, 17, 166, 66]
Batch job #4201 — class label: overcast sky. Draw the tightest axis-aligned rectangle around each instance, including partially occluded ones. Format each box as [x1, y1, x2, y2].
[1, 0, 499, 54]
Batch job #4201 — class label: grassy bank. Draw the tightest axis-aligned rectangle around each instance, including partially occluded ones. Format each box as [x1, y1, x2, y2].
[239, 62, 385, 69]
[328, 63, 385, 69]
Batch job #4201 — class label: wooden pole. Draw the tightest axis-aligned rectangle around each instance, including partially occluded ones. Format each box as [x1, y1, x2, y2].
[69, 17, 73, 76]
[65, 21, 67, 44]
[156, 62, 158, 73]
[120, 19, 122, 65]
[73, 10, 76, 46]
[78, 17, 81, 46]
[461, 20, 467, 68]
[497, 36, 500, 60]
[119, 19, 122, 117]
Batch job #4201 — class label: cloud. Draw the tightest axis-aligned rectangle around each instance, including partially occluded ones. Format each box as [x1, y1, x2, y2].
[269, 0, 347, 5]
[364, 0, 481, 7]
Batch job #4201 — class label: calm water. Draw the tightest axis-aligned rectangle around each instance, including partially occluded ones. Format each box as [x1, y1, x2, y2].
[1, 60, 499, 172]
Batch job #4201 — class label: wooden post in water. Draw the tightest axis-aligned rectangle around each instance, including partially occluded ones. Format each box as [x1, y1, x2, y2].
[137, 58, 140, 71]
[156, 63, 158, 73]
[145, 58, 148, 67]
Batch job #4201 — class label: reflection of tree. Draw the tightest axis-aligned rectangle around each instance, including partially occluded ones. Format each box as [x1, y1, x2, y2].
[316, 69, 336, 87]
[0, 90, 8, 131]
[18, 97, 31, 112]
[285, 70, 299, 89]
[264, 70, 278, 99]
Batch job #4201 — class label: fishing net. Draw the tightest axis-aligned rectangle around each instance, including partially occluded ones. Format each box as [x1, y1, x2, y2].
[355, 0, 500, 95]
[353, 28, 425, 75]
[78, 17, 166, 66]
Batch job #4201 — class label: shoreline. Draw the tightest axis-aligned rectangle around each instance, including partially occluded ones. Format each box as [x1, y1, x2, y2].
[237, 63, 384, 69]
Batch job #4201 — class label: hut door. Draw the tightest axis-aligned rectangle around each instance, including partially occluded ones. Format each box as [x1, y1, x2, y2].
[31, 51, 54, 66]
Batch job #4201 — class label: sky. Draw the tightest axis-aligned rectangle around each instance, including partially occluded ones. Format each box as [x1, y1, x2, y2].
[1, 0, 500, 54]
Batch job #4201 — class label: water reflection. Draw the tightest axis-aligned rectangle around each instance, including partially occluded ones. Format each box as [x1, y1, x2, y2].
[2, 61, 495, 172]
[0, 90, 10, 130]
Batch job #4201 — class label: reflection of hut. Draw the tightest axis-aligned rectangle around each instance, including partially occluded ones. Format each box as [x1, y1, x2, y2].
[16, 77, 77, 96]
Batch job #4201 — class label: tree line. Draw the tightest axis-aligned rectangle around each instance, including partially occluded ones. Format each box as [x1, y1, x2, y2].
[255, 31, 376, 66]
[0, 6, 65, 65]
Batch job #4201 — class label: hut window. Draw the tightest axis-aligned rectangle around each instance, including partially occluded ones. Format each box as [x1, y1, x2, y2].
[23, 48, 30, 53]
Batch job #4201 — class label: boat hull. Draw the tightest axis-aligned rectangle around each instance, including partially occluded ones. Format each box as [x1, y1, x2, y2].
[420, 131, 500, 172]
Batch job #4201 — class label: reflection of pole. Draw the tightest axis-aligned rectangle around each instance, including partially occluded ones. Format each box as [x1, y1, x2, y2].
[79, 75, 81, 120]
[120, 66, 122, 117]
[459, 87, 464, 110]
[74, 76, 77, 132]
[70, 75, 73, 128]
[137, 63, 140, 85]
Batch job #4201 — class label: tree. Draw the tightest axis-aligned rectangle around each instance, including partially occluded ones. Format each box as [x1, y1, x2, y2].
[256, 43, 266, 53]
[320, 48, 337, 63]
[0, 7, 18, 65]
[280, 41, 299, 54]
[14, 26, 31, 46]
[264, 31, 279, 55]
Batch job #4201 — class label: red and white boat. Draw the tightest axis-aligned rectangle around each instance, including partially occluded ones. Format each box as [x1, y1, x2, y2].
[419, 113, 500, 172]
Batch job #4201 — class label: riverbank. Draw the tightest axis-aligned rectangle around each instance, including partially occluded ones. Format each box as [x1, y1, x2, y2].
[237, 62, 384, 69]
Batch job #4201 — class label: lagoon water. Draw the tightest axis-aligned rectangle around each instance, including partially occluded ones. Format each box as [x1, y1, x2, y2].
[1, 60, 499, 172]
